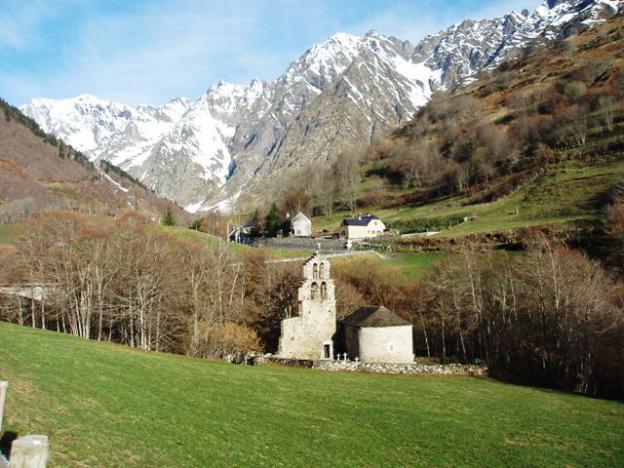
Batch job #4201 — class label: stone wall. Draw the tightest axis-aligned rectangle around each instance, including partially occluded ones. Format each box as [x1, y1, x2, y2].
[257, 237, 345, 251]
[315, 360, 488, 376]
[260, 355, 487, 377]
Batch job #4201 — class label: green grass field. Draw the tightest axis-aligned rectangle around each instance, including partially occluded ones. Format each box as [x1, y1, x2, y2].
[0, 322, 622, 467]
[333, 252, 447, 283]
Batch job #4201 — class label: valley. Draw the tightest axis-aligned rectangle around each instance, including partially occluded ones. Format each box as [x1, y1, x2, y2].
[1, 1, 623, 466]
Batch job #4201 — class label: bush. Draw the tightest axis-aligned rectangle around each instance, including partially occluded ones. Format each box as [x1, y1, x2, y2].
[196, 322, 262, 358]
[389, 213, 467, 234]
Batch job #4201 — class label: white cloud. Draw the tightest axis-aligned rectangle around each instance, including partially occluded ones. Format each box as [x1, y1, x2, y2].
[19, 0, 315, 105]
[0, 0, 546, 105]
[347, 0, 543, 43]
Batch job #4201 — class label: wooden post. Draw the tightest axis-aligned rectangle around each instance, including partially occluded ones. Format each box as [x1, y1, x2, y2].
[0, 381, 7, 434]
[9, 436, 48, 468]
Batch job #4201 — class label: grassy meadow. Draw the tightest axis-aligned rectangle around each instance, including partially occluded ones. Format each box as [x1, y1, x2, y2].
[332, 251, 447, 283]
[0, 223, 25, 246]
[0, 322, 622, 467]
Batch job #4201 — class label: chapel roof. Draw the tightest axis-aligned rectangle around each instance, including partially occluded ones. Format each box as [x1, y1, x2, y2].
[341, 306, 411, 328]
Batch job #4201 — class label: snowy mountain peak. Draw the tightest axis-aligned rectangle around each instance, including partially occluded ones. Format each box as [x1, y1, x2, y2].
[20, 0, 623, 212]
[285, 31, 362, 83]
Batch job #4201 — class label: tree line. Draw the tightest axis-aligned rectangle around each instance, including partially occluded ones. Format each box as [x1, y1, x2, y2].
[0, 211, 301, 358]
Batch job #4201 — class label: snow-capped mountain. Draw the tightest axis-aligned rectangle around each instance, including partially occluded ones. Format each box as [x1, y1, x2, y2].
[21, 0, 623, 212]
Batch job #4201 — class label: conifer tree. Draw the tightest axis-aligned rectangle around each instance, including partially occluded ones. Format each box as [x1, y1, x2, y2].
[249, 209, 261, 237]
[264, 203, 281, 237]
[161, 208, 176, 226]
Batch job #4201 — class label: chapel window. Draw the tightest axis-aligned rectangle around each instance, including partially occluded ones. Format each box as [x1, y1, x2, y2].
[313, 263, 319, 279]
[320, 282, 327, 300]
[311, 282, 318, 300]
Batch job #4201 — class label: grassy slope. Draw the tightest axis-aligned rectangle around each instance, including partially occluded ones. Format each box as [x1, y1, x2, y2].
[332, 252, 447, 283]
[313, 157, 624, 238]
[0, 223, 25, 245]
[0, 323, 622, 467]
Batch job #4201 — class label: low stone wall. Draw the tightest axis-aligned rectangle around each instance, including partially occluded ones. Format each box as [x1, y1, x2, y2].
[258, 356, 315, 368]
[260, 356, 487, 376]
[256, 237, 345, 252]
[315, 360, 487, 376]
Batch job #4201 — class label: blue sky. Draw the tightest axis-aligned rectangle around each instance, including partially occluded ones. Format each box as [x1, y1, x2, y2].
[0, 0, 541, 106]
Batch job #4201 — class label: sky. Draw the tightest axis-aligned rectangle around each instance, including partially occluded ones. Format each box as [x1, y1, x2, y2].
[0, 0, 542, 106]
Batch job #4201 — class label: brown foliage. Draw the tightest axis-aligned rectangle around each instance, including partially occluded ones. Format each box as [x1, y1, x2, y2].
[195, 322, 262, 358]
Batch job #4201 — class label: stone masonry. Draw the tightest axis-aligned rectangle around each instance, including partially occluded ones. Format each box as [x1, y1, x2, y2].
[278, 254, 336, 360]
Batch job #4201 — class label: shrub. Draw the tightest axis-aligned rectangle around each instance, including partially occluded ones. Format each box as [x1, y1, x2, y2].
[389, 213, 467, 234]
[196, 322, 262, 358]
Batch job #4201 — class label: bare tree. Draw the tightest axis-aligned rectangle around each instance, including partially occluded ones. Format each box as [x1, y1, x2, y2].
[334, 149, 361, 212]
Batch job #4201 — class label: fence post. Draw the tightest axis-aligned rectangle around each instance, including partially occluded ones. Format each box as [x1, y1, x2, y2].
[0, 381, 7, 434]
[8, 436, 48, 468]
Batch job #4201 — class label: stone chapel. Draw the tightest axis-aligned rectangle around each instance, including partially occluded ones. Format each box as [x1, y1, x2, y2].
[277, 253, 414, 363]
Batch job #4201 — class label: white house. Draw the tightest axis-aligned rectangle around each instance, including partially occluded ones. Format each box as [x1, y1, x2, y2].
[340, 306, 414, 363]
[291, 211, 312, 237]
[340, 214, 385, 240]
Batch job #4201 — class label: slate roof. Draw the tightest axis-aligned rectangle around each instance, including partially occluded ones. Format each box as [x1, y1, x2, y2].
[341, 306, 411, 328]
[342, 214, 380, 226]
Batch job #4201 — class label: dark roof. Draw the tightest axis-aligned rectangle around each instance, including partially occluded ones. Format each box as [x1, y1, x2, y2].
[341, 306, 411, 328]
[342, 214, 380, 226]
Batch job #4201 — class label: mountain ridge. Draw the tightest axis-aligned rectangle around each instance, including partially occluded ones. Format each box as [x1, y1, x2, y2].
[21, 0, 623, 212]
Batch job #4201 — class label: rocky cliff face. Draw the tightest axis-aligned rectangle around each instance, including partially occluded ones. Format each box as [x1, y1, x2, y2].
[21, 0, 623, 212]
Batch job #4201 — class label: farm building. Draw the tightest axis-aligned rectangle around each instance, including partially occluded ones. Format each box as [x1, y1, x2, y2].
[280, 211, 312, 237]
[228, 223, 254, 244]
[340, 214, 385, 240]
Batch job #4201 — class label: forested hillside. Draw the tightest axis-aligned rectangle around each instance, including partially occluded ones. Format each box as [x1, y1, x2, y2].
[0, 99, 186, 224]
[367, 14, 624, 208]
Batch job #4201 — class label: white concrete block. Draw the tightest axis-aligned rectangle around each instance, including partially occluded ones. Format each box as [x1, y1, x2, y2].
[9, 436, 48, 468]
[0, 381, 7, 434]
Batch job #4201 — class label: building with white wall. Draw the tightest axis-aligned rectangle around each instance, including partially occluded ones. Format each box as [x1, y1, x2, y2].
[277, 256, 414, 364]
[340, 214, 385, 240]
[278, 254, 336, 360]
[291, 211, 312, 237]
[340, 306, 414, 363]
